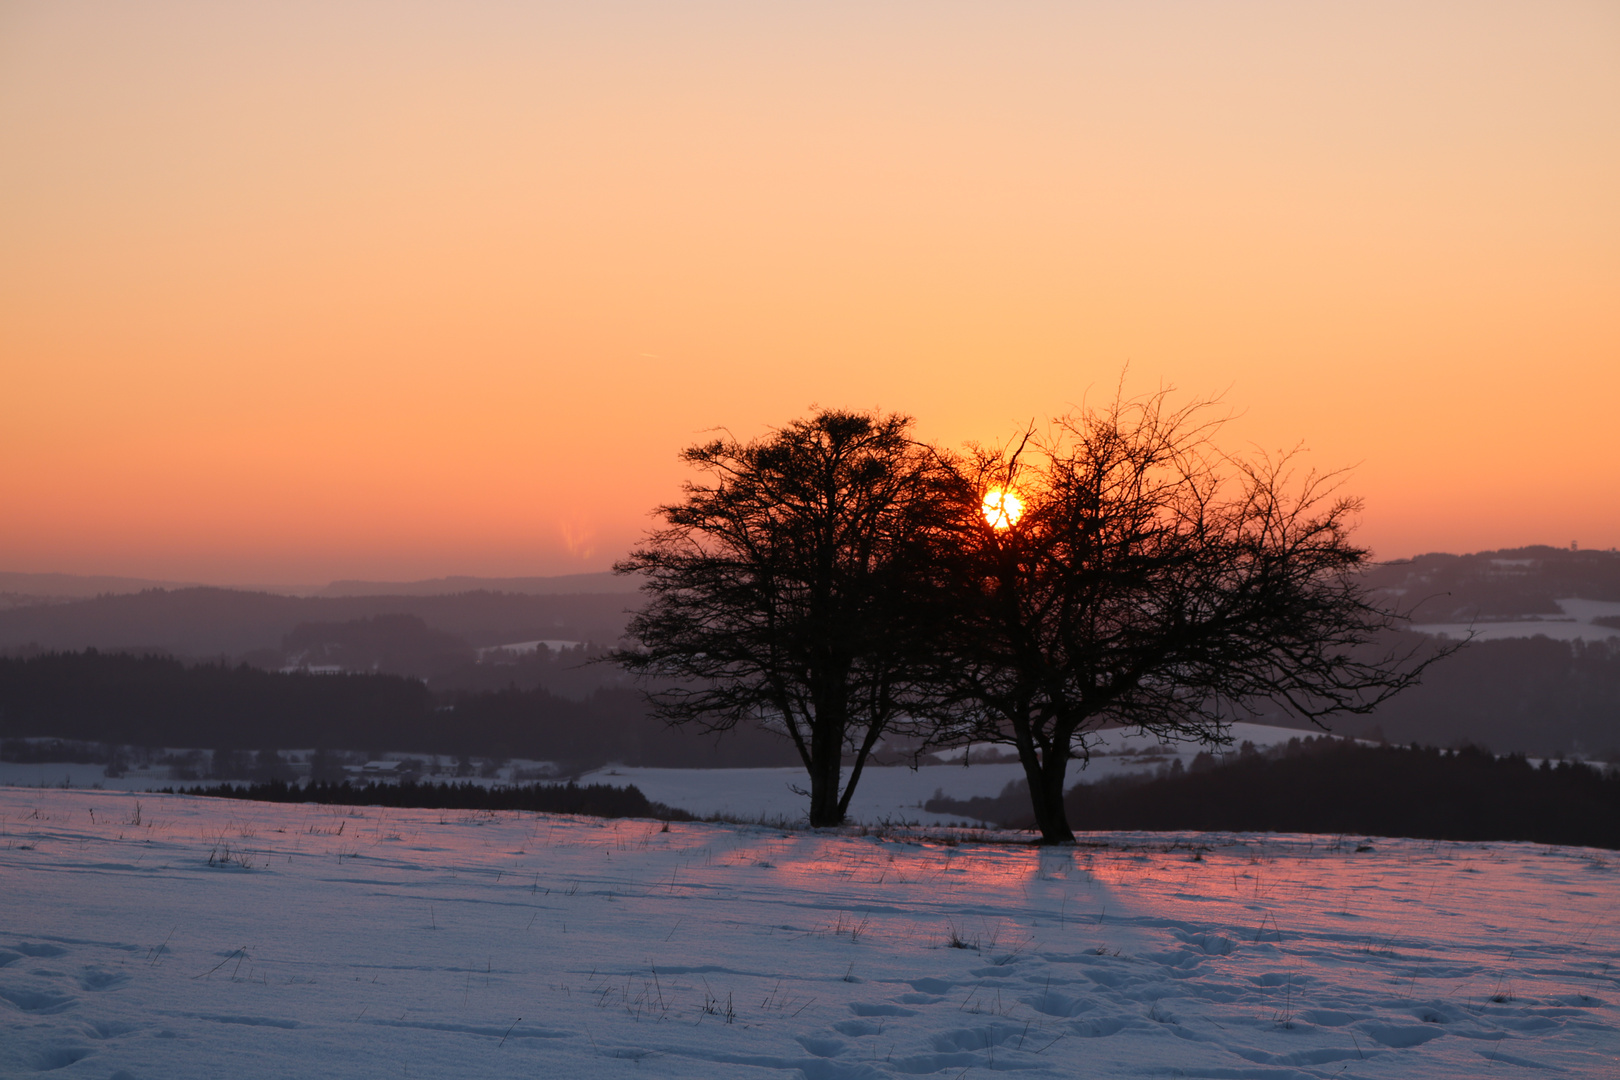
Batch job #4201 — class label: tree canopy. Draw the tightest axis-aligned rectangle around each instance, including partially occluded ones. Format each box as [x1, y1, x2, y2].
[613, 409, 950, 826]
[928, 391, 1440, 841]
[616, 396, 1444, 838]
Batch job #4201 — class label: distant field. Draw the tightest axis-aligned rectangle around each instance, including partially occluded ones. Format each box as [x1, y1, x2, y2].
[1, 722, 1314, 826]
[573, 722, 1313, 826]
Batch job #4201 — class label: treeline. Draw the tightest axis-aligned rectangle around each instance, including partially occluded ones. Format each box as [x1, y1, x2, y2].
[440, 685, 796, 767]
[281, 613, 473, 678]
[275, 614, 633, 697]
[1352, 635, 1620, 757]
[164, 779, 693, 820]
[0, 650, 432, 750]
[426, 642, 629, 699]
[0, 650, 797, 769]
[927, 738, 1620, 849]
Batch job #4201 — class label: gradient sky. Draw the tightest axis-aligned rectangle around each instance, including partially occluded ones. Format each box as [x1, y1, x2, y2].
[4, 1, 1617, 586]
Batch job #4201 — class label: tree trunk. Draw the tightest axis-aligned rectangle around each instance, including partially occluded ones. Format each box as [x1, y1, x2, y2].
[1027, 754, 1075, 844]
[1012, 721, 1075, 843]
[807, 702, 848, 826]
[835, 718, 887, 822]
[807, 753, 844, 826]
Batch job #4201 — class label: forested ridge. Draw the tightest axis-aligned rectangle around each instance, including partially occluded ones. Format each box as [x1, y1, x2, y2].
[1362, 545, 1620, 621]
[5, 636, 1620, 765]
[4, 547, 1620, 761]
[0, 587, 633, 657]
[0, 650, 795, 768]
[1351, 634, 1620, 756]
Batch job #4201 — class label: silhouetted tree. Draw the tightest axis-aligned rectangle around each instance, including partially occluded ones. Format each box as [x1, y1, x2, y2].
[930, 390, 1444, 843]
[613, 409, 950, 826]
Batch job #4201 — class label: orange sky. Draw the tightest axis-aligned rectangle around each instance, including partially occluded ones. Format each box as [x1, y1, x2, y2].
[3, 2, 1617, 586]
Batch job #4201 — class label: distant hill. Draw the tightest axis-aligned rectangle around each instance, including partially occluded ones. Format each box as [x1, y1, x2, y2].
[0, 651, 798, 769]
[4, 548, 1620, 759]
[0, 587, 636, 658]
[1364, 545, 1620, 622]
[0, 569, 637, 601]
[317, 572, 638, 597]
[0, 572, 206, 598]
[0, 572, 208, 610]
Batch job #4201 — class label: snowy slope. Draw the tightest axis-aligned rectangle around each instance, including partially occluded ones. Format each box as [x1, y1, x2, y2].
[1413, 597, 1620, 642]
[2, 788, 1616, 1078]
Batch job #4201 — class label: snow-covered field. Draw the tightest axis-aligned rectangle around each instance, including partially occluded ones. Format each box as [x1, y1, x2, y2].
[1414, 598, 1620, 643]
[1, 722, 1319, 827]
[2, 788, 1616, 1078]
[576, 722, 1315, 826]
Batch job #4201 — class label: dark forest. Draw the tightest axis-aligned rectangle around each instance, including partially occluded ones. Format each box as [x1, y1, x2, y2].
[927, 737, 1620, 849]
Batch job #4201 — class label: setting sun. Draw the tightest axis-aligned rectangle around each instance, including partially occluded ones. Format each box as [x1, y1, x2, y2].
[982, 488, 1024, 530]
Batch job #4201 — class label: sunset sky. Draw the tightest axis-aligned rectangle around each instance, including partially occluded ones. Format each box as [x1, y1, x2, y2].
[4, 1, 1617, 586]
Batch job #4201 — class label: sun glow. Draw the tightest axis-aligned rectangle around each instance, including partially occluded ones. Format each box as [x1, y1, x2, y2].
[982, 488, 1024, 530]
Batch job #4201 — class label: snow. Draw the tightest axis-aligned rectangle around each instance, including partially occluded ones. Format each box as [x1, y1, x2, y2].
[0, 763, 173, 794]
[3, 787, 1617, 1078]
[584, 762, 1029, 827]
[0, 722, 1321, 816]
[1414, 598, 1620, 643]
[576, 722, 1325, 827]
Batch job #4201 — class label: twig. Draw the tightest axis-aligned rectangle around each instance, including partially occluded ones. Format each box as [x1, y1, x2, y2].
[194, 947, 246, 980]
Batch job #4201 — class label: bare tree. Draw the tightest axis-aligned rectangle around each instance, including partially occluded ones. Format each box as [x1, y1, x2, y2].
[612, 409, 949, 826]
[930, 390, 1443, 843]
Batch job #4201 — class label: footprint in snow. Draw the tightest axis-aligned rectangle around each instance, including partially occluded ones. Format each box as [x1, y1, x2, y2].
[1069, 1016, 1139, 1038]
[0, 987, 79, 1015]
[795, 1034, 847, 1057]
[931, 1021, 1025, 1051]
[792, 1059, 886, 1080]
[12, 943, 68, 959]
[76, 968, 129, 992]
[30, 1043, 93, 1072]
[1025, 987, 1088, 1017]
[1360, 1022, 1446, 1048]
